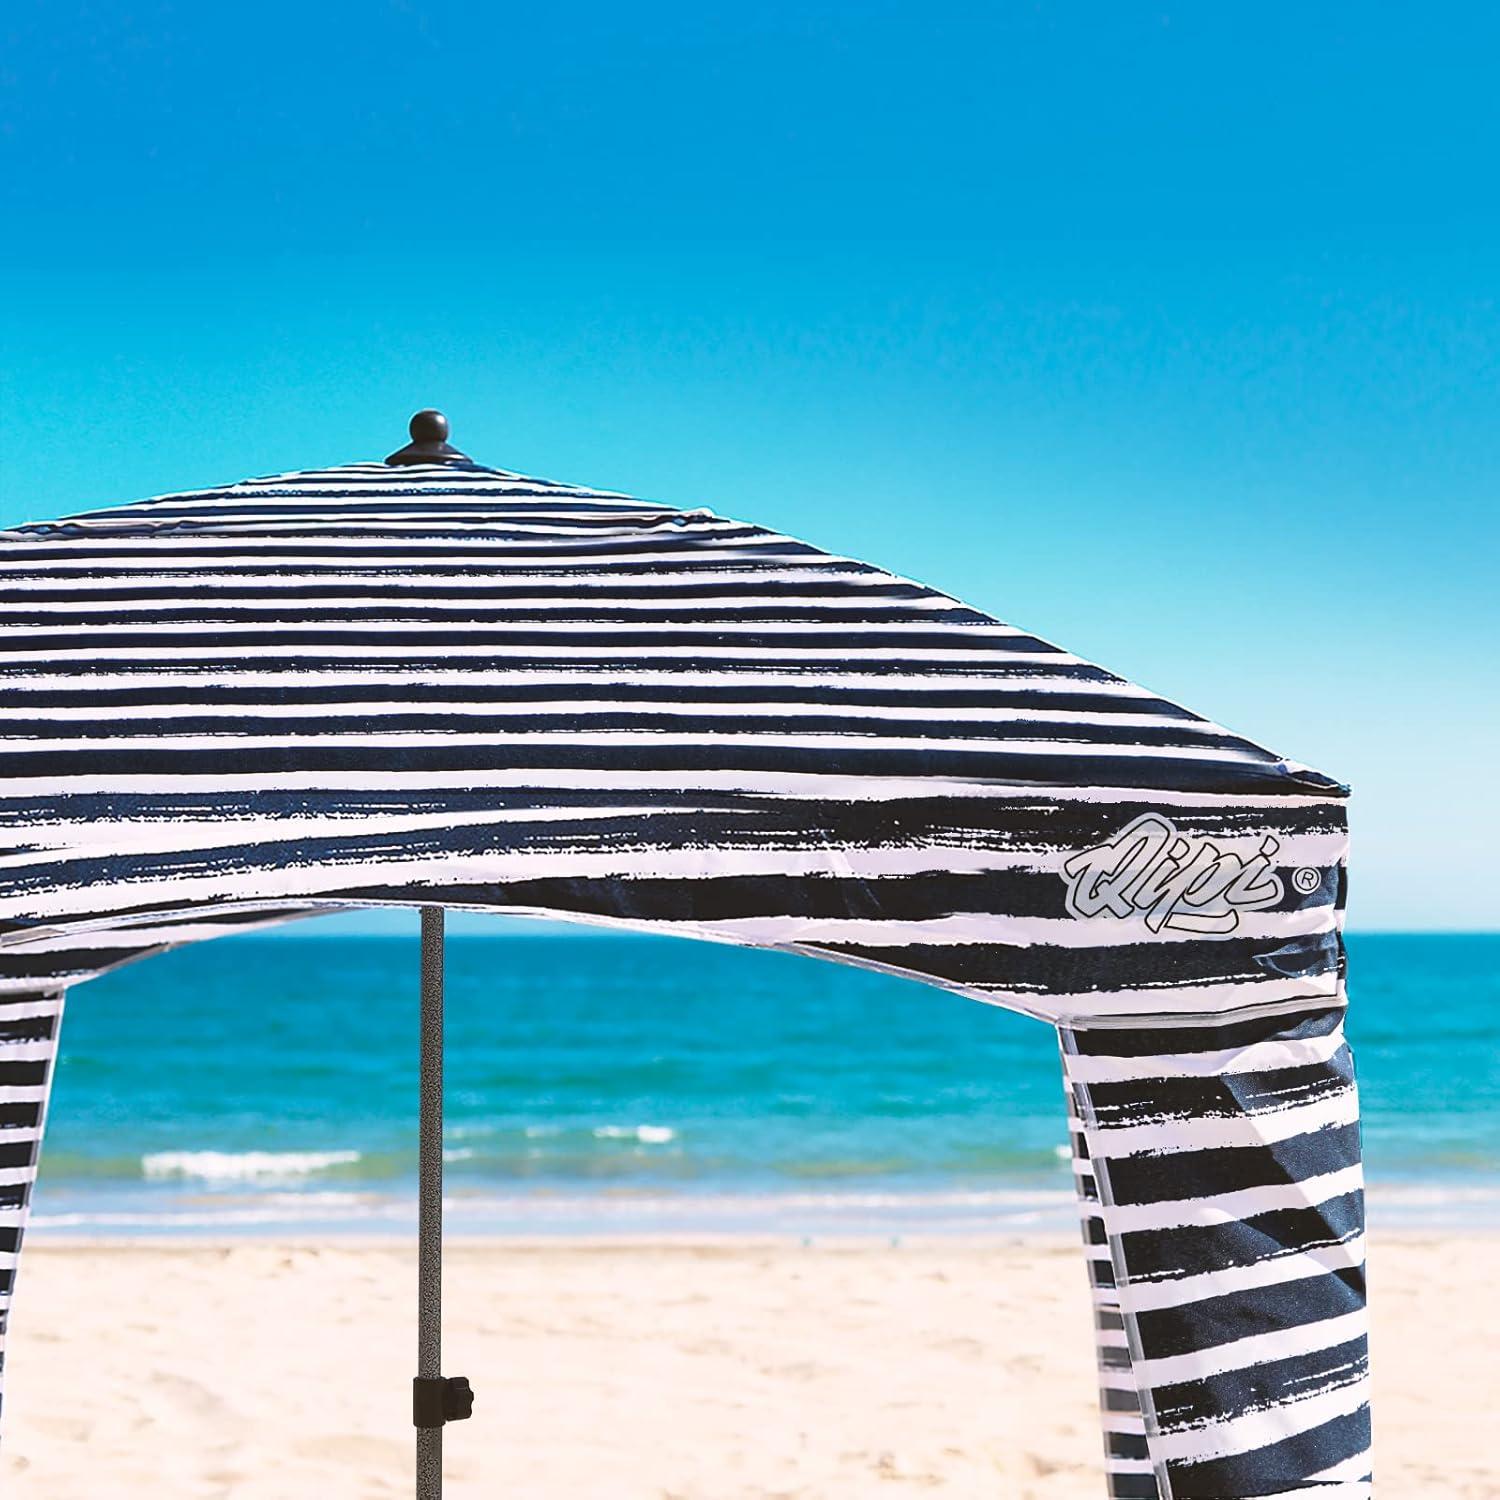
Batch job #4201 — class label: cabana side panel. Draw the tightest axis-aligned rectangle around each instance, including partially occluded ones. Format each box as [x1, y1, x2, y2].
[1063, 1011, 1369, 1498]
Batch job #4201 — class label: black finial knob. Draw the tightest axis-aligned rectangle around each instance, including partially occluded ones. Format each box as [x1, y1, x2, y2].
[409, 409, 449, 444]
[385, 409, 472, 467]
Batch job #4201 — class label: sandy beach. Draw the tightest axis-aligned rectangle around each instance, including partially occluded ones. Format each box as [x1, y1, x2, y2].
[1, 1232, 1493, 1499]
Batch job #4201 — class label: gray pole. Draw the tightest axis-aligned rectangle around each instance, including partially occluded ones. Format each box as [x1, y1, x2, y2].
[417, 905, 445, 1500]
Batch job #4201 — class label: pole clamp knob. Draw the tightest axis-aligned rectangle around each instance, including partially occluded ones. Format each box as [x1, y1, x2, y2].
[413, 1375, 475, 1428]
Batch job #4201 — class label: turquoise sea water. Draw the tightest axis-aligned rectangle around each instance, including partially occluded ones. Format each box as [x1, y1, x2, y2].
[29, 931, 1500, 1236]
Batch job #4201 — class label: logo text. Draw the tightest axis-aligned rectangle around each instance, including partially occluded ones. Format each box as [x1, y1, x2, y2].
[1062, 814, 1286, 935]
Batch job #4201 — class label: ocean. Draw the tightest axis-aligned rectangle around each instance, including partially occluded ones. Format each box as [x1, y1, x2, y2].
[29, 930, 1500, 1237]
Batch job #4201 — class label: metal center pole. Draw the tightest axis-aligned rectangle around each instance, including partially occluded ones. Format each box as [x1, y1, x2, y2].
[418, 905, 445, 1500]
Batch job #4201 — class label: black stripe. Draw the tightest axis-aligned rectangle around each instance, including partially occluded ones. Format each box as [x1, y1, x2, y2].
[825, 938, 1335, 992]
[1103, 1122, 1362, 1206]
[0, 653, 1120, 682]
[1165, 1402, 1370, 1494]
[1134, 1265, 1365, 1360]
[0, 1063, 48, 1087]
[1066, 1007, 1346, 1058]
[1, 622, 1064, 651]
[4, 578, 941, 605]
[1083, 1062, 1354, 1130]
[0, 712, 1245, 753]
[0, 742, 1289, 789]
[0, 603, 995, 627]
[1153, 1334, 1368, 1429]
[1115, 1192, 1364, 1283]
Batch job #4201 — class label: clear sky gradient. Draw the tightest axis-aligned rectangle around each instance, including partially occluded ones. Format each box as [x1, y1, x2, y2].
[2, 3, 1495, 929]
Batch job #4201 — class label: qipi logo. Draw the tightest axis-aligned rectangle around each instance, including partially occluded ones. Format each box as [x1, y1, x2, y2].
[1061, 813, 1298, 935]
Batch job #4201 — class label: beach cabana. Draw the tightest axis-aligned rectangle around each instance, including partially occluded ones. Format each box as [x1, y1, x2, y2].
[0, 415, 1371, 1498]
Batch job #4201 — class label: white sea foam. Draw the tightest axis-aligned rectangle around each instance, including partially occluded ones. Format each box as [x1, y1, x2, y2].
[592, 1124, 677, 1144]
[141, 1149, 361, 1183]
[29, 1197, 409, 1232]
[1370, 1183, 1500, 1206]
[34, 1176, 1500, 1241]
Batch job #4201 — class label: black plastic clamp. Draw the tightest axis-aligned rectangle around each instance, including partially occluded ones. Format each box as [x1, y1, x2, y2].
[413, 1375, 475, 1429]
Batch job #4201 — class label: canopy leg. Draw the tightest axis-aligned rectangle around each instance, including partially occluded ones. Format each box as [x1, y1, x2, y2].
[417, 905, 444, 1500]
[0, 988, 67, 1427]
[1059, 1035, 1159, 1499]
[1058, 1010, 1371, 1499]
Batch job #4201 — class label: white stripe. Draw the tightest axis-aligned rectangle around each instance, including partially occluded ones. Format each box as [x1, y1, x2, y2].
[0, 918, 305, 953]
[0, 591, 976, 617]
[0, 538, 800, 565]
[2, 531, 793, 557]
[1303, 1454, 1374, 1483]
[1063, 1029, 1349, 1083]
[0, 667, 1160, 698]
[0, 542, 811, 573]
[19, 517, 740, 539]
[2, 728, 1269, 762]
[0, 997, 65, 1019]
[0, 844, 1117, 923]
[0, 1042, 59, 1063]
[647, 908, 1337, 950]
[0, 565, 892, 592]
[1087, 1086, 1360, 1158]
[0, 591, 984, 621]
[1, 642, 1079, 664]
[0, 805, 731, 864]
[44, 513, 702, 532]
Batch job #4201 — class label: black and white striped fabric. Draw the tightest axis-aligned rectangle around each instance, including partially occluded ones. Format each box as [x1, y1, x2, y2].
[0, 460, 1369, 1495]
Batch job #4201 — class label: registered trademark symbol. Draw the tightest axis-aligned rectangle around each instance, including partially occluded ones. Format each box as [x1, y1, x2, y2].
[1292, 868, 1322, 894]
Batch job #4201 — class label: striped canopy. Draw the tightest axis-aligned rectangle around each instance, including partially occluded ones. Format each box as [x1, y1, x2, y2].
[0, 459, 1370, 1497]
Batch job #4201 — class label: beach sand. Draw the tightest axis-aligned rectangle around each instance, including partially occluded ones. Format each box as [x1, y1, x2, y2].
[2, 1233, 1494, 1498]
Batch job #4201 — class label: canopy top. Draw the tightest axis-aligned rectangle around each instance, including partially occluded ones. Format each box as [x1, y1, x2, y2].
[0, 453, 1345, 1024]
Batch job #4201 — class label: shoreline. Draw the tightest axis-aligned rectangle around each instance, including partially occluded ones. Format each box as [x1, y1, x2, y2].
[14, 1219, 1490, 1269]
[20, 1212, 1500, 1248]
[23, 1177, 1500, 1240]
[13, 1225, 1496, 1281]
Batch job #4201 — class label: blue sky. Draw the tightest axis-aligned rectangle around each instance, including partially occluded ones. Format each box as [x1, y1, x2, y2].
[2, 3, 1495, 929]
